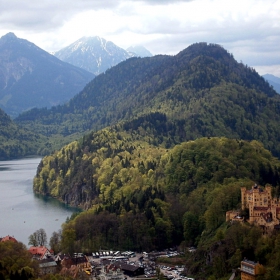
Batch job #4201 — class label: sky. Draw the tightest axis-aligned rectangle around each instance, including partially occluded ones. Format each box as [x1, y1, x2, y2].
[0, 0, 279, 77]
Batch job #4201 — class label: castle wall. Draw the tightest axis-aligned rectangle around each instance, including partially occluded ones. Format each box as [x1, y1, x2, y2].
[240, 185, 280, 232]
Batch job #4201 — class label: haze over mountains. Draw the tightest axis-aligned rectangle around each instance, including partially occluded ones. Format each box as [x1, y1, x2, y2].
[126, 45, 153, 58]
[54, 36, 152, 75]
[0, 33, 154, 117]
[263, 74, 280, 94]
[0, 32, 94, 117]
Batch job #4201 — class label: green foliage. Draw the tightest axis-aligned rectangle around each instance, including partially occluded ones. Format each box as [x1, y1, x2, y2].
[165, 137, 280, 194]
[49, 230, 62, 254]
[0, 108, 49, 160]
[33, 132, 280, 279]
[5, 42, 280, 163]
[0, 240, 39, 279]
[15, 43, 280, 159]
[28, 228, 47, 247]
[6, 42, 280, 278]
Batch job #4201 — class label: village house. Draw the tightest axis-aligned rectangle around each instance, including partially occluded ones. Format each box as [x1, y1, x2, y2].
[28, 246, 54, 260]
[240, 259, 265, 280]
[225, 210, 244, 223]
[99, 263, 125, 280]
[55, 253, 71, 263]
[71, 254, 91, 272]
[102, 259, 144, 277]
[38, 257, 58, 276]
[0, 235, 17, 242]
[60, 253, 92, 277]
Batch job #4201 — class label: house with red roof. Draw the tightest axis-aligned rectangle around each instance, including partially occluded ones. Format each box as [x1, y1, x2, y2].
[0, 235, 17, 242]
[99, 263, 125, 280]
[28, 246, 54, 260]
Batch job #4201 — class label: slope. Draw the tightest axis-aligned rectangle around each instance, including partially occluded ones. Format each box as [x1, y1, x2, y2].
[0, 32, 94, 117]
[263, 73, 280, 94]
[0, 107, 47, 159]
[31, 43, 280, 278]
[54, 36, 134, 75]
[35, 134, 280, 278]
[126, 45, 153, 57]
[16, 43, 280, 157]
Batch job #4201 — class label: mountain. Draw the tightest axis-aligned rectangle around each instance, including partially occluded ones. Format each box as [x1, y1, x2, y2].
[34, 134, 280, 277]
[0, 107, 47, 159]
[16, 42, 280, 155]
[126, 45, 153, 57]
[0, 32, 94, 117]
[28, 43, 280, 277]
[263, 73, 280, 94]
[54, 36, 135, 75]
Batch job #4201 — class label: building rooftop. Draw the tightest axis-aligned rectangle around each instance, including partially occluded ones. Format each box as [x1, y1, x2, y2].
[0, 235, 17, 242]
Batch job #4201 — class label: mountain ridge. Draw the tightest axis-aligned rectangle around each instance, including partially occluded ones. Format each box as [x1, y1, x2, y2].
[54, 36, 136, 75]
[0, 32, 94, 117]
[15, 43, 279, 153]
[263, 73, 280, 94]
[0, 106, 46, 159]
[10, 41, 280, 277]
[126, 45, 153, 57]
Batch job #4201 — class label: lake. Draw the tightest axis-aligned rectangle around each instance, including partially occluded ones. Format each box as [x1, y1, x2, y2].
[0, 157, 79, 246]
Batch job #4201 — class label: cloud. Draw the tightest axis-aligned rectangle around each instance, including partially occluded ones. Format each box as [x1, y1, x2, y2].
[133, 0, 194, 4]
[0, 0, 279, 76]
[0, 0, 121, 31]
[0, 0, 191, 31]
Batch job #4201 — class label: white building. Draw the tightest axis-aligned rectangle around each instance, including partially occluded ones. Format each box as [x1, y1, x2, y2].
[99, 263, 125, 280]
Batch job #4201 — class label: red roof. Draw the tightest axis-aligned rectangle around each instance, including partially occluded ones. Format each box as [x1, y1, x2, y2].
[1, 235, 17, 242]
[106, 264, 118, 272]
[254, 207, 269, 211]
[28, 246, 50, 257]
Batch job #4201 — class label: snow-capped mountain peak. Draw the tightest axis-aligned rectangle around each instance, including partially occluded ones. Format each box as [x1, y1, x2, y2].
[54, 36, 137, 75]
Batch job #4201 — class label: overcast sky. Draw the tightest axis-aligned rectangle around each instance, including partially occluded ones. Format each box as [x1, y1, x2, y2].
[0, 0, 279, 76]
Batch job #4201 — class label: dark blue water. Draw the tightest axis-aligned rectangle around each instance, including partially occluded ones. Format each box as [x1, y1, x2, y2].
[0, 157, 79, 246]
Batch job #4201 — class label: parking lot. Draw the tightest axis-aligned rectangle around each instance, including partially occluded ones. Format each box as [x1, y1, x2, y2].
[86, 250, 195, 280]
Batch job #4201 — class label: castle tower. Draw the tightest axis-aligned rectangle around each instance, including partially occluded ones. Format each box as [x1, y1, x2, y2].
[241, 184, 280, 233]
[241, 187, 247, 210]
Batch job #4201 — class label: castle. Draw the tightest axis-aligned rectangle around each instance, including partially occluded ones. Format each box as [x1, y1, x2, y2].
[227, 184, 280, 233]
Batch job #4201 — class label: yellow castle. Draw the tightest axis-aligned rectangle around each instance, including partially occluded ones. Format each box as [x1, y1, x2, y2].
[241, 184, 280, 233]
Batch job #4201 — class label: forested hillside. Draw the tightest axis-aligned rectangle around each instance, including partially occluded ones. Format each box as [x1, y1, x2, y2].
[30, 43, 280, 279]
[16, 43, 280, 157]
[0, 108, 47, 159]
[35, 135, 280, 278]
